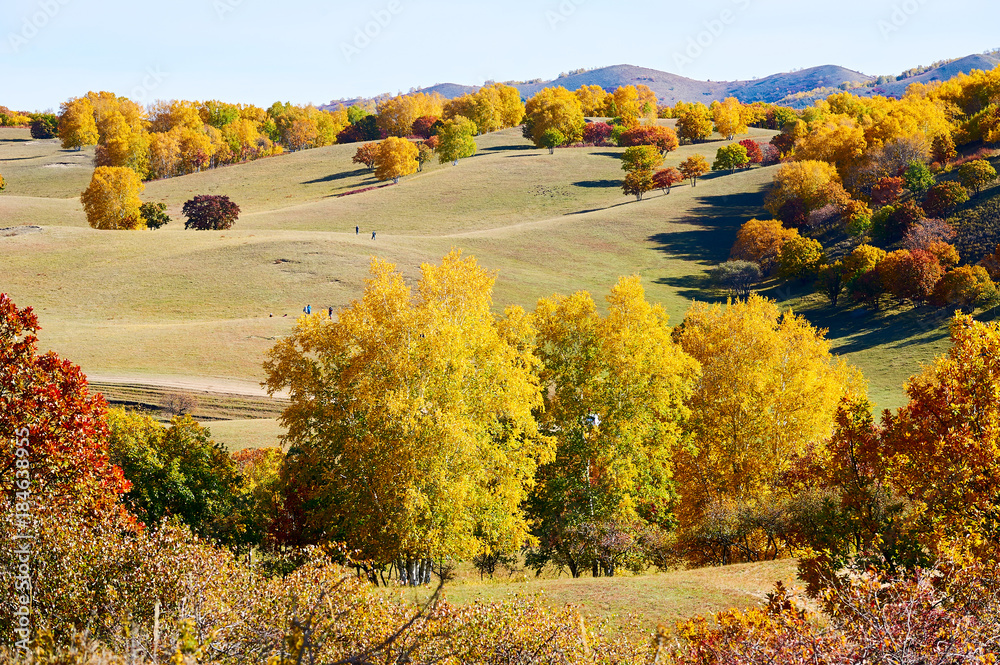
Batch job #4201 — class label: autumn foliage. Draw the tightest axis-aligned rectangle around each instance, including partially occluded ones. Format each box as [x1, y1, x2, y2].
[182, 194, 241, 230]
[0, 294, 127, 509]
[617, 125, 679, 154]
[264, 251, 551, 576]
[80, 166, 145, 230]
[374, 137, 419, 183]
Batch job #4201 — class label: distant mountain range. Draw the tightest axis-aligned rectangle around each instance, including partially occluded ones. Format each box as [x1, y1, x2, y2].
[324, 53, 1000, 112]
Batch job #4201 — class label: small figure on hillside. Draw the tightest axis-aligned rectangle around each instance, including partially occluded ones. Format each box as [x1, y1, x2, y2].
[304, 305, 311, 315]
[356, 225, 359, 234]
[328, 306, 333, 318]
[372, 231, 376, 240]
[269, 313, 273, 318]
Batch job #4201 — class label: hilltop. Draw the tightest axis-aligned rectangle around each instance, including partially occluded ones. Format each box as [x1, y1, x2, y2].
[327, 64, 872, 110]
[871, 53, 1000, 96]
[325, 53, 1000, 110]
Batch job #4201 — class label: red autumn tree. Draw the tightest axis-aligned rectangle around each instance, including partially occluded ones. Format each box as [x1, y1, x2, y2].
[618, 125, 679, 154]
[871, 176, 906, 206]
[738, 138, 763, 165]
[0, 294, 128, 508]
[582, 121, 613, 146]
[410, 115, 440, 139]
[652, 167, 683, 194]
[182, 194, 241, 231]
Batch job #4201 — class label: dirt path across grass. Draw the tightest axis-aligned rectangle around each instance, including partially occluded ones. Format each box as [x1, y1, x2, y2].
[88, 373, 288, 398]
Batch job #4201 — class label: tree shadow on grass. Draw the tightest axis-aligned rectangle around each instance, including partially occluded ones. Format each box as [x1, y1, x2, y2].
[655, 273, 721, 302]
[647, 188, 768, 266]
[481, 144, 535, 152]
[792, 301, 952, 355]
[302, 168, 370, 185]
[572, 179, 620, 188]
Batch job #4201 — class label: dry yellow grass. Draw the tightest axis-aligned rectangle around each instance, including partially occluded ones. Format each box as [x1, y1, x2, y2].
[398, 558, 801, 641]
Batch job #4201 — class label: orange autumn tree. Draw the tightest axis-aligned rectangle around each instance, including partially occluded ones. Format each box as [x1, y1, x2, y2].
[881, 315, 1000, 555]
[731, 218, 799, 274]
[264, 251, 552, 584]
[352, 142, 380, 171]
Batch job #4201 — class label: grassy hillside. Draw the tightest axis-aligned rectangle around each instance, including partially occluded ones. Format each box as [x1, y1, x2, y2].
[1, 123, 966, 451]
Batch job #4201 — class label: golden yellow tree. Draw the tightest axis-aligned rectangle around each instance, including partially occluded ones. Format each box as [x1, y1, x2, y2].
[765, 160, 843, 216]
[176, 126, 215, 173]
[524, 87, 585, 147]
[374, 137, 419, 183]
[377, 92, 445, 137]
[612, 86, 642, 126]
[676, 103, 714, 144]
[495, 83, 526, 128]
[263, 251, 552, 581]
[529, 276, 699, 577]
[58, 97, 99, 150]
[794, 115, 867, 176]
[148, 129, 181, 179]
[679, 154, 710, 186]
[94, 110, 151, 177]
[712, 97, 747, 140]
[148, 99, 202, 133]
[80, 166, 146, 230]
[675, 295, 865, 564]
[575, 85, 610, 116]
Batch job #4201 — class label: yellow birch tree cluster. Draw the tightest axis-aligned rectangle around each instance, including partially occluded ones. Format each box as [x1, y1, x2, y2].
[265, 253, 864, 576]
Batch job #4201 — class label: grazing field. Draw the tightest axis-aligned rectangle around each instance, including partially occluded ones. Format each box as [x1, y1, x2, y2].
[400, 559, 802, 640]
[1, 123, 955, 453]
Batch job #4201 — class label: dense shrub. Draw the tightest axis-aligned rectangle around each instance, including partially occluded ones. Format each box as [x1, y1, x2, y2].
[711, 261, 761, 298]
[924, 180, 970, 217]
[182, 194, 240, 230]
[29, 114, 58, 139]
[582, 121, 613, 145]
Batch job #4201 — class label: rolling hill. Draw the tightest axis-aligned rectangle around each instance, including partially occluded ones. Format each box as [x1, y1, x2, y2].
[325, 53, 1000, 111]
[329, 64, 872, 109]
[871, 53, 1000, 97]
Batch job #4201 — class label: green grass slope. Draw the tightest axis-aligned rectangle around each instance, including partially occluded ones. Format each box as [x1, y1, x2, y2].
[1, 123, 965, 451]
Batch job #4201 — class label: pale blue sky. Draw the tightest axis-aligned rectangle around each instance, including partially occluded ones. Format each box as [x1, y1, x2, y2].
[2, 0, 998, 111]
